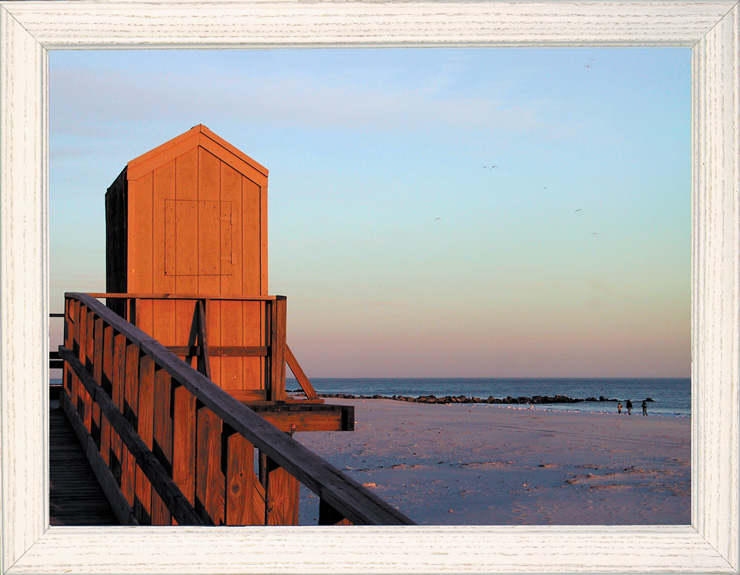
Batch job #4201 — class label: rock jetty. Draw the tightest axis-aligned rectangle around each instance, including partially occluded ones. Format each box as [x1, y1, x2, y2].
[316, 393, 649, 405]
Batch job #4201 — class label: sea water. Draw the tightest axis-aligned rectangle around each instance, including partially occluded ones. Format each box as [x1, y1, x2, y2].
[289, 377, 690, 417]
[52, 376, 691, 416]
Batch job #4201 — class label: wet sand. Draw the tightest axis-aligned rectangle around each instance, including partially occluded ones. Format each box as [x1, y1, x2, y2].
[295, 399, 690, 525]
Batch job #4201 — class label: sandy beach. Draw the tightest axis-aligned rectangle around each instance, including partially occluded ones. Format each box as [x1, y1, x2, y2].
[295, 399, 690, 526]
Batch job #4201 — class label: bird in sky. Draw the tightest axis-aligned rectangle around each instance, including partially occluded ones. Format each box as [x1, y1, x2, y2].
[483, 165, 498, 170]
[574, 208, 582, 213]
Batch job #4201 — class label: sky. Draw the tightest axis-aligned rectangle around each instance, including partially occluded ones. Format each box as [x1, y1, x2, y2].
[50, 47, 691, 378]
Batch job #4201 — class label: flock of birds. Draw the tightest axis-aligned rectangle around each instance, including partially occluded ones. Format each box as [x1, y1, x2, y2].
[434, 58, 601, 231]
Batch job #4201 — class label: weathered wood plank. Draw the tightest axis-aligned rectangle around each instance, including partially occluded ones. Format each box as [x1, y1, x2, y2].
[109, 333, 127, 488]
[134, 355, 155, 524]
[195, 406, 225, 525]
[226, 389, 268, 403]
[249, 404, 353, 433]
[99, 324, 114, 466]
[74, 303, 88, 424]
[151, 369, 173, 525]
[224, 431, 258, 525]
[268, 297, 286, 402]
[172, 384, 196, 522]
[166, 345, 267, 357]
[219, 162, 242, 390]
[121, 341, 140, 507]
[129, 171, 154, 296]
[153, 159, 177, 293]
[284, 344, 320, 401]
[87, 292, 277, 301]
[197, 147, 221, 294]
[265, 457, 298, 526]
[91, 317, 104, 448]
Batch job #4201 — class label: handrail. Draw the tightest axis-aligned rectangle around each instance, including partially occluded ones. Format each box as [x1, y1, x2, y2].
[64, 292, 414, 526]
[87, 292, 278, 301]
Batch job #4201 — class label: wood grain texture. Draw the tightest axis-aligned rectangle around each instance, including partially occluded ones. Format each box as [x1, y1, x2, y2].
[2, 1, 737, 48]
[7, 526, 737, 574]
[692, 2, 740, 570]
[0, 9, 49, 565]
[2, 1, 740, 573]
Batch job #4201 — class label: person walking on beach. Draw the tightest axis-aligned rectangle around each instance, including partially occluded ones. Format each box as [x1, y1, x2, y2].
[617, 402, 622, 414]
[626, 399, 633, 415]
[642, 400, 648, 416]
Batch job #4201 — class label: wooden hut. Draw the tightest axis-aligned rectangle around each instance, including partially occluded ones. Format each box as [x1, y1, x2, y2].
[105, 125, 350, 433]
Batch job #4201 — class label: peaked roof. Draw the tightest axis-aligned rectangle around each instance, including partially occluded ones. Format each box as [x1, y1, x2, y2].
[126, 124, 269, 182]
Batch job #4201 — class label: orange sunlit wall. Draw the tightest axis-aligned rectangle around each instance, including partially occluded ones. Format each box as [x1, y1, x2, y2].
[105, 125, 270, 393]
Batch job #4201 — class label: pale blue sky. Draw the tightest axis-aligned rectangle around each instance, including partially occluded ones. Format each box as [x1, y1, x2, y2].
[50, 48, 691, 377]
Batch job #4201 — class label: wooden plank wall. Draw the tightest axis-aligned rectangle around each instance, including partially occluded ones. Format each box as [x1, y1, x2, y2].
[113, 134, 268, 397]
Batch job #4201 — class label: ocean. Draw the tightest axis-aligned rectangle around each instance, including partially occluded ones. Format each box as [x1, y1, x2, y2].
[52, 376, 691, 416]
[289, 377, 691, 417]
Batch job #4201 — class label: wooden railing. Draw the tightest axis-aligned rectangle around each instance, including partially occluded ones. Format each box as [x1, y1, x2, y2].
[88, 293, 321, 403]
[60, 292, 414, 526]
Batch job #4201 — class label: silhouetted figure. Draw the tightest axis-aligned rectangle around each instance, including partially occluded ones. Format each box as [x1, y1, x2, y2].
[626, 399, 633, 415]
[642, 400, 648, 416]
[617, 402, 622, 414]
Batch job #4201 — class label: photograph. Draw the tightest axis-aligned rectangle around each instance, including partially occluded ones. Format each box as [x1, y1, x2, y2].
[49, 47, 690, 527]
[2, 2, 738, 573]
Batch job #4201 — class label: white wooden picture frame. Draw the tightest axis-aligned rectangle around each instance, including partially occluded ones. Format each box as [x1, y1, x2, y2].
[1, 1, 739, 573]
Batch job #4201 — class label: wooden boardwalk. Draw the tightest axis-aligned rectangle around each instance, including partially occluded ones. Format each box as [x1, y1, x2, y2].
[50, 395, 118, 526]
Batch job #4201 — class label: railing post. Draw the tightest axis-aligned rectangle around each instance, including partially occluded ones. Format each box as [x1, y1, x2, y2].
[110, 333, 127, 486]
[195, 405, 225, 525]
[172, 385, 196, 523]
[151, 370, 173, 525]
[135, 354, 156, 524]
[264, 456, 298, 525]
[91, 317, 104, 449]
[63, 297, 75, 397]
[268, 296, 287, 402]
[224, 431, 263, 525]
[120, 341, 139, 508]
[74, 302, 87, 425]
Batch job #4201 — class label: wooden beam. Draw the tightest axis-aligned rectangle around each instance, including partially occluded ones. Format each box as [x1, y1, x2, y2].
[249, 404, 354, 433]
[223, 431, 260, 525]
[265, 457, 298, 526]
[284, 344, 320, 401]
[166, 345, 268, 357]
[268, 297, 286, 402]
[172, 385, 196, 522]
[86, 292, 278, 301]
